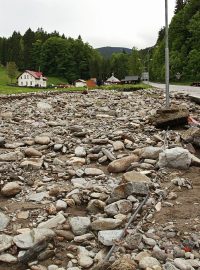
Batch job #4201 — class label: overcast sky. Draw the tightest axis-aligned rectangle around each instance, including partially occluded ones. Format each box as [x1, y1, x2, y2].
[0, 0, 176, 49]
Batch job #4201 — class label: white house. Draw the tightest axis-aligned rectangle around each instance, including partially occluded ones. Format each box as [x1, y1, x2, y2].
[17, 70, 47, 88]
[75, 79, 87, 87]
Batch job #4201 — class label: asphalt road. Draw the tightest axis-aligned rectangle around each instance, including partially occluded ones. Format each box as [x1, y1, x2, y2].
[149, 82, 200, 99]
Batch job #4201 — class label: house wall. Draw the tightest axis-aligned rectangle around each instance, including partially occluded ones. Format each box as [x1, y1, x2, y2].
[75, 82, 86, 87]
[18, 72, 47, 88]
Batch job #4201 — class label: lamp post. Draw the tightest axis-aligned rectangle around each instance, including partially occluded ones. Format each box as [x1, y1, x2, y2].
[165, 0, 170, 107]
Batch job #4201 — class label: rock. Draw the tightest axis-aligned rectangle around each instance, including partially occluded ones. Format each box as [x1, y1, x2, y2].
[0, 137, 5, 147]
[77, 246, 93, 268]
[107, 154, 139, 173]
[143, 235, 157, 246]
[47, 265, 59, 270]
[54, 144, 63, 151]
[75, 146, 87, 157]
[139, 256, 160, 269]
[0, 234, 13, 252]
[25, 147, 42, 157]
[107, 182, 149, 203]
[163, 262, 179, 270]
[69, 217, 91, 235]
[28, 192, 47, 202]
[158, 147, 191, 169]
[98, 230, 122, 246]
[35, 136, 50, 145]
[122, 170, 151, 183]
[135, 251, 151, 262]
[69, 157, 86, 165]
[152, 245, 167, 261]
[38, 213, 66, 229]
[0, 151, 23, 161]
[91, 218, 122, 230]
[174, 258, 192, 270]
[56, 200, 67, 210]
[111, 257, 136, 270]
[112, 141, 124, 151]
[141, 147, 163, 159]
[13, 228, 55, 249]
[0, 253, 17, 263]
[125, 233, 143, 249]
[105, 200, 132, 216]
[1, 182, 22, 196]
[20, 158, 43, 169]
[37, 102, 52, 111]
[71, 178, 87, 188]
[56, 230, 74, 241]
[87, 200, 106, 214]
[74, 233, 94, 243]
[102, 148, 116, 161]
[85, 168, 104, 176]
[152, 106, 189, 128]
[0, 212, 10, 230]
[181, 127, 200, 147]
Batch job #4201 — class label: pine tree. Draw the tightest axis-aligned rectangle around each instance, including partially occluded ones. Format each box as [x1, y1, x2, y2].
[6, 62, 18, 83]
[175, 0, 184, 14]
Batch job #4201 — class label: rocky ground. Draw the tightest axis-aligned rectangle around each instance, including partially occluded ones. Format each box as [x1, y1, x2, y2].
[0, 88, 200, 270]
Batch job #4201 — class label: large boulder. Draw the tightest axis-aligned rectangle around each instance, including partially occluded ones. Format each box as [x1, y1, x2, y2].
[69, 217, 91, 236]
[158, 147, 191, 169]
[107, 154, 139, 173]
[1, 182, 22, 197]
[141, 146, 162, 159]
[181, 127, 200, 147]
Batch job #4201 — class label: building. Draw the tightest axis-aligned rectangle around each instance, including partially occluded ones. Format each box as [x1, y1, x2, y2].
[141, 72, 149, 81]
[75, 79, 87, 87]
[86, 78, 97, 88]
[18, 70, 47, 88]
[105, 73, 121, 84]
[121, 75, 140, 84]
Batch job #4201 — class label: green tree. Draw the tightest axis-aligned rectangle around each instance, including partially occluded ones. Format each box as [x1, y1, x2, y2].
[128, 47, 142, 76]
[6, 62, 18, 83]
[175, 0, 184, 14]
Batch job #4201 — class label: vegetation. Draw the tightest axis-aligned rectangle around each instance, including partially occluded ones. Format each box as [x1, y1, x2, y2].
[6, 62, 18, 83]
[149, 0, 200, 82]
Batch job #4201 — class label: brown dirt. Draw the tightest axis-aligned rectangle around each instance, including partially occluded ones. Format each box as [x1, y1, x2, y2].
[152, 166, 200, 234]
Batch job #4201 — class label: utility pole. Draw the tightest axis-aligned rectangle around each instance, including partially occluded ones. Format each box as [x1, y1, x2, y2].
[165, 0, 170, 107]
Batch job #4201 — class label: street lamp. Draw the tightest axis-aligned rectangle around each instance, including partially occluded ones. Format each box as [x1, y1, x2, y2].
[165, 0, 170, 107]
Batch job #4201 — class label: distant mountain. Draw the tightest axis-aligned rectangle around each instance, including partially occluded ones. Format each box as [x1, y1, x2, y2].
[97, 46, 132, 58]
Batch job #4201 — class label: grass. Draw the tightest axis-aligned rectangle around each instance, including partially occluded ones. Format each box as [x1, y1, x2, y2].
[0, 66, 150, 95]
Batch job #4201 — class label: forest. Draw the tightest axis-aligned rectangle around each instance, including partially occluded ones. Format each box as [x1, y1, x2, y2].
[0, 0, 199, 83]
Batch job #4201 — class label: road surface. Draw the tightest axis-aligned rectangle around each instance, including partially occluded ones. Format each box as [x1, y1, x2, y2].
[149, 82, 200, 101]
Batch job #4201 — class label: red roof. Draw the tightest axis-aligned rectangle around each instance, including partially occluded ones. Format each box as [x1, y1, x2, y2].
[26, 70, 47, 80]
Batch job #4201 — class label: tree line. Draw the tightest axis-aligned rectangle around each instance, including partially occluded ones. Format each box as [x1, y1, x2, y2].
[0, 28, 143, 84]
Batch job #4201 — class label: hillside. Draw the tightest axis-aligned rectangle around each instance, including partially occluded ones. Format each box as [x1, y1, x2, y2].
[150, 0, 200, 82]
[97, 46, 132, 58]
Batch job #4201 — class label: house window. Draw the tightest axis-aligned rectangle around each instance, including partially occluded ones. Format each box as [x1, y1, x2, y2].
[30, 81, 32, 86]
[24, 75, 26, 79]
[27, 75, 29, 79]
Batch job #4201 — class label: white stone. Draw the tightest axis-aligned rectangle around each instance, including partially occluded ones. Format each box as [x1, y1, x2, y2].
[13, 228, 55, 249]
[75, 146, 86, 157]
[0, 212, 10, 231]
[38, 213, 66, 229]
[98, 230, 122, 246]
[0, 234, 13, 252]
[56, 200, 67, 210]
[84, 168, 104, 176]
[69, 217, 91, 235]
[0, 253, 17, 263]
[174, 258, 192, 270]
[158, 147, 191, 169]
[139, 256, 160, 268]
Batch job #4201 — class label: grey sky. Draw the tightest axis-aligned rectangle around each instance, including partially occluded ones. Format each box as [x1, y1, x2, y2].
[0, 0, 176, 49]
